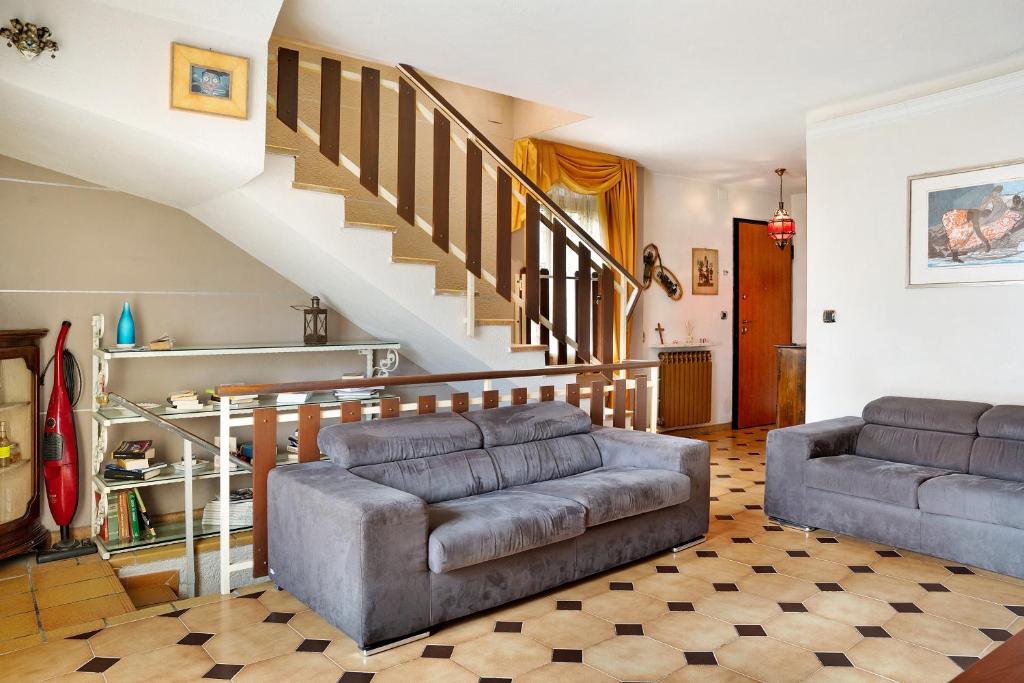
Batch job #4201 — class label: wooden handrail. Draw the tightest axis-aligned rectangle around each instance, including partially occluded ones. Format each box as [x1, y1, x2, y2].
[218, 360, 658, 396]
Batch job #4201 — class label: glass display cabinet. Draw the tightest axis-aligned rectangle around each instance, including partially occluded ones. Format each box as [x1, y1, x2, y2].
[0, 330, 49, 559]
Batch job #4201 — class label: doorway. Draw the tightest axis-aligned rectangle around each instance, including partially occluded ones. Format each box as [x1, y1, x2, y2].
[732, 218, 793, 429]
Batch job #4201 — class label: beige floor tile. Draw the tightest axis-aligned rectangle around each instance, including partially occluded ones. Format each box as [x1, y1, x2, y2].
[31, 562, 110, 590]
[0, 610, 40, 640]
[452, 631, 552, 677]
[810, 543, 882, 566]
[518, 662, 617, 682]
[841, 573, 927, 603]
[371, 657, 478, 683]
[848, 637, 962, 683]
[205, 621, 304, 665]
[36, 670, 105, 682]
[694, 591, 782, 624]
[0, 637, 92, 681]
[28, 557, 79, 574]
[663, 665, 759, 682]
[633, 572, 717, 602]
[737, 573, 819, 602]
[179, 596, 268, 633]
[883, 612, 992, 656]
[944, 573, 1024, 604]
[35, 575, 123, 610]
[583, 588, 668, 623]
[287, 609, 346, 640]
[44, 618, 106, 640]
[764, 612, 862, 651]
[680, 558, 754, 584]
[1010, 616, 1023, 634]
[584, 635, 684, 680]
[917, 590, 1017, 628]
[235, 580, 275, 596]
[0, 575, 30, 598]
[805, 667, 887, 682]
[753, 531, 820, 552]
[522, 608, 614, 649]
[103, 602, 174, 626]
[716, 543, 788, 567]
[38, 594, 131, 631]
[804, 592, 895, 626]
[490, 594, 558, 621]
[104, 643, 217, 683]
[171, 593, 232, 610]
[235, 651, 344, 682]
[256, 588, 309, 613]
[773, 557, 852, 583]
[324, 634, 421, 672]
[431, 614, 497, 645]
[869, 556, 956, 583]
[548, 574, 614, 601]
[0, 590, 34, 617]
[715, 636, 822, 682]
[89, 614, 188, 658]
[646, 611, 738, 651]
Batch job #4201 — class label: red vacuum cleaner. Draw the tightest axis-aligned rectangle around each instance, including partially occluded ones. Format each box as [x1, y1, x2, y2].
[38, 321, 96, 563]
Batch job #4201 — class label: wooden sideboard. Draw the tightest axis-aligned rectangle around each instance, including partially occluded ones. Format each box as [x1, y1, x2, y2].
[775, 344, 806, 428]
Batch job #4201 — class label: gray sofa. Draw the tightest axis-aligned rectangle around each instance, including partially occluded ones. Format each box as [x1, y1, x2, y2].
[267, 401, 709, 652]
[765, 396, 1024, 578]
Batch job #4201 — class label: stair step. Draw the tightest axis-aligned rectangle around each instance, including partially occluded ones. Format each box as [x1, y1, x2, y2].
[344, 223, 398, 234]
[435, 288, 479, 297]
[392, 255, 440, 266]
[266, 144, 299, 156]
[511, 344, 547, 353]
[476, 318, 514, 326]
[292, 181, 350, 196]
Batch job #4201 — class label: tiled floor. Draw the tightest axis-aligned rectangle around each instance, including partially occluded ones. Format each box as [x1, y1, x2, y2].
[2, 425, 1024, 681]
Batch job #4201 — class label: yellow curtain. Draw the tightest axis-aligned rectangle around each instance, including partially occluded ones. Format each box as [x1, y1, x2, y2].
[511, 138, 637, 361]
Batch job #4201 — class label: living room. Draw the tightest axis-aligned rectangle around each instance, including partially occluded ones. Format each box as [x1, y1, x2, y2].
[1, 1, 1022, 682]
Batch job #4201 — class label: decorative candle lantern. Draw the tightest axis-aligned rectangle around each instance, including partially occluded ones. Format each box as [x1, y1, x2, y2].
[300, 297, 328, 345]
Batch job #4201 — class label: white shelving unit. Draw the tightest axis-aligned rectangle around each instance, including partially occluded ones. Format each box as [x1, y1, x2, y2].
[88, 314, 399, 595]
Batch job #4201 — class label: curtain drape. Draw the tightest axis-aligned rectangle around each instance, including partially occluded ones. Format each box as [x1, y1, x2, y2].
[511, 138, 638, 361]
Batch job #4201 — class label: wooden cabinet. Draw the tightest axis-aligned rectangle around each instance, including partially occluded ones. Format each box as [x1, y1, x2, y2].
[776, 344, 806, 428]
[0, 330, 49, 559]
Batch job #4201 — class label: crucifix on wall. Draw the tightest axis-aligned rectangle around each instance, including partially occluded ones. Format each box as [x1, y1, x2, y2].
[655, 323, 665, 345]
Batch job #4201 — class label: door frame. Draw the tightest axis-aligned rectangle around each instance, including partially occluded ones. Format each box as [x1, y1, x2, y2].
[731, 217, 793, 429]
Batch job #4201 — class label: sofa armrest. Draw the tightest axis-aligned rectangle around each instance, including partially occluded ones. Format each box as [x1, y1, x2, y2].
[267, 461, 430, 649]
[590, 426, 709, 479]
[764, 417, 865, 525]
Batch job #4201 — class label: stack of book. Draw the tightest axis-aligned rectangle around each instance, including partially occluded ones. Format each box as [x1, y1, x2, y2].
[207, 388, 259, 408]
[334, 375, 382, 401]
[285, 430, 299, 461]
[167, 389, 201, 410]
[202, 488, 253, 528]
[104, 440, 164, 481]
[276, 391, 310, 404]
[95, 488, 157, 543]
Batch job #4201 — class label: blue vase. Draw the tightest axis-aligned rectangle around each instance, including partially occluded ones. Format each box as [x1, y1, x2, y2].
[116, 302, 136, 347]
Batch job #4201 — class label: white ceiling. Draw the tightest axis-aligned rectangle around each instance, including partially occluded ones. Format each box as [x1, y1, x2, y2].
[276, 0, 1024, 190]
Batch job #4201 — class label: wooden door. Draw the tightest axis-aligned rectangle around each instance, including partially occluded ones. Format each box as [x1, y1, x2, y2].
[735, 220, 792, 428]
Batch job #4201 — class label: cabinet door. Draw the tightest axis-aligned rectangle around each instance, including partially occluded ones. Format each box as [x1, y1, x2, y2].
[0, 356, 37, 526]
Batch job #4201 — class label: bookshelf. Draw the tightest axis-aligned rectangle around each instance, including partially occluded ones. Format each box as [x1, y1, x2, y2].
[88, 314, 399, 594]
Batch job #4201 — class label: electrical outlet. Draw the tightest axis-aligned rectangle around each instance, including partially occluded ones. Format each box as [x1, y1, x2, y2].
[720, 311, 728, 320]
[823, 309, 837, 324]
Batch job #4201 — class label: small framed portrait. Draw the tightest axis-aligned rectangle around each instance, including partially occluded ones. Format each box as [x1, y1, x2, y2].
[692, 248, 719, 295]
[170, 43, 248, 118]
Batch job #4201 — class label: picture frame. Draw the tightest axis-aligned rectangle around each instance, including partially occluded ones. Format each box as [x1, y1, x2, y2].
[692, 248, 719, 295]
[170, 43, 248, 119]
[907, 158, 1024, 287]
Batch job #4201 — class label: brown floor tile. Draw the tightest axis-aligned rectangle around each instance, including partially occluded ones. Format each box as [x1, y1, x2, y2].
[89, 614, 188, 658]
[0, 610, 40, 640]
[104, 643, 216, 683]
[0, 631, 43, 654]
[39, 594, 132, 631]
[0, 575, 30, 598]
[204, 621, 303, 665]
[584, 635, 684, 680]
[452, 631, 552, 677]
[0, 591, 34, 618]
[0, 556, 29, 581]
[234, 651, 343, 681]
[0, 637, 93, 681]
[715, 635, 822, 681]
[848, 636, 962, 683]
[31, 562, 110, 590]
[35, 575, 124, 610]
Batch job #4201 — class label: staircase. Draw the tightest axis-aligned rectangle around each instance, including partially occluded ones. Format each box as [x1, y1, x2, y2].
[194, 39, 640, 376]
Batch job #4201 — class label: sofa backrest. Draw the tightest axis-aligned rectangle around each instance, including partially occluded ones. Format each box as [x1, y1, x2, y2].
[318, 411, 483, 467]
[970, 405, 1024, 482]
[856, 396, 991, 471]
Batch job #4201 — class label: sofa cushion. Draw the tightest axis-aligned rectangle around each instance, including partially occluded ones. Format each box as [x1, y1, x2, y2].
[487, 433, 603, 488]
[863, 396, 991, 435]
[919, 474, 1024, 531]
[427, 490, 586, 573]
[970, 438, 1024, 483]
[515, 466, 691, 527]
[460, 401, 590, 447]
[349, 449, 499, 504]
[978, 405, 1024, 441]
[318, 412, 483, 467]
[804, 454, 953, 508]
[855, 424, 974, 472]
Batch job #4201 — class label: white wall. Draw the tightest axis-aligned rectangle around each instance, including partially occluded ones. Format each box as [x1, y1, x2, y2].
[636, 170, 787, 425]
[805, 71, 1024, 420]
[791, 193, 808, 343]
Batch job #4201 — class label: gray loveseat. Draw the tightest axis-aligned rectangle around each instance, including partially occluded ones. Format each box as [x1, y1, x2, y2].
[267, 401, 709, 652]
[765, 396, 1024, 578]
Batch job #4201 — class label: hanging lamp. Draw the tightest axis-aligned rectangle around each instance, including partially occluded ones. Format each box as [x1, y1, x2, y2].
[767, 168, 796, 249]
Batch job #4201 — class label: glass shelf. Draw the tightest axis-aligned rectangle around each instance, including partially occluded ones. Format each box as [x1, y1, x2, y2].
[96, 518, 252, 555]
[95, 340, 399, 360]
[94, 452, 328, 492]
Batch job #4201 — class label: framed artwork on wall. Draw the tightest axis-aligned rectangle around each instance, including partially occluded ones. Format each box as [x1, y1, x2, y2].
[692, 248, 719, 295]
[908, 159, 1024, 287]
[170, 43, 248, 119]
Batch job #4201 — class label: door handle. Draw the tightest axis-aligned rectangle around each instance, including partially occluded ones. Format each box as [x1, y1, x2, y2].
[741, 320, 752, 324]
[741, 326, 749, 335]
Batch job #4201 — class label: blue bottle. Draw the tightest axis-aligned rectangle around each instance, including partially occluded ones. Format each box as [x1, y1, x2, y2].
[116, 301, 136, 347]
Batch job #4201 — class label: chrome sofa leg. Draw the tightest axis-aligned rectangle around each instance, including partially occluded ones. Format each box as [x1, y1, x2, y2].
[768, 516, 817, 532]
[671, 535, 706, 553]
[359, 630, 430, 656]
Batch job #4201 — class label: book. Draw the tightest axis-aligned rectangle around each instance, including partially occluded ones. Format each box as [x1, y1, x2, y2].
[104, 463, 163, 481]
[113, 458, 154, 471]
[133, 488, 157, 538]
[147, 335, 174, 351]
[113, 440, 155, 460]
[127, 490, 141, 540]
[117, 491, 130, 541]
[94, 491, 108, 541]
[276, 392, 310, 404]
[202, 488, 254, 527]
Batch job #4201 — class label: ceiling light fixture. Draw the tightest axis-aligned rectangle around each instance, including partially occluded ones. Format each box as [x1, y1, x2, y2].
[767, 168, 795, 249]
[1, 18, 59, 60]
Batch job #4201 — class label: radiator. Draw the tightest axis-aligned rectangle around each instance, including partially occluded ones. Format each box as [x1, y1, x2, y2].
[657, 350, 712, 429]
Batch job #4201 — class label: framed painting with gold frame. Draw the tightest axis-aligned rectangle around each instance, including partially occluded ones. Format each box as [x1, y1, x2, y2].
[170, 43, 248, 119]
[692, 248, 719, 295]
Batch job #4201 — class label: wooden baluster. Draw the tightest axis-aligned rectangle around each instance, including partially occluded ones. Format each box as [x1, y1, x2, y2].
[276, 47, 298, 131]
[359, 67, 380, 195]
[252, 407, 277, 578]
[432, 112, 450, 252]
[525, 196, 540, 323]
[633, 375, 648, 431]
[298, 404, 321, 463]
[612, 378, 627, 428]
[566, 383, 580, 407]
[575, 245, 591, 362]
[396, 77, 416, 224]
[539, 268, 550, 346]
[496, 169, 512, 301]
[552, 220, 568, 365]
[540, 385, 555, 402]
[341, 401, 362, 423]
[380, 396, 400, 418]
[417, 395, 436, 414]
[482, 389, 499, 409]
[319, 57, 341, 164]
[451, 392, 469, 413]
[465, 141, 483, 277]
[597, 266, 614, 363]
[590, 379, 605, 426]
[512, 387, 528, 405]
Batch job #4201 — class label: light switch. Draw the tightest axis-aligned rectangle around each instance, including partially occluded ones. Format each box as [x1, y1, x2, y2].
[823, 310, 837, 324]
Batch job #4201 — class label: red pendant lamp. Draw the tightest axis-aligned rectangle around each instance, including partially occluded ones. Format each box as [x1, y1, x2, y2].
[767, 168, 796, 249]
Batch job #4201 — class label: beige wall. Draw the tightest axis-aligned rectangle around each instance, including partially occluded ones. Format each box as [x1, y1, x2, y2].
[0, 155, 422, 531]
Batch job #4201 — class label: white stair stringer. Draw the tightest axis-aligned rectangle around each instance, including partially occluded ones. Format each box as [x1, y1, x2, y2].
[188, 154, 549, 378]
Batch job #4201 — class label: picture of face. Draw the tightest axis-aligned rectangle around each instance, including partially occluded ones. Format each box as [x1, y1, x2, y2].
[190, 65, 231, 99]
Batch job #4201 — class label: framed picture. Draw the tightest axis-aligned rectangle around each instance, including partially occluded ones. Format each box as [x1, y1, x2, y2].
[170, 43, 248, 119]
[692, 248, 719, 295]
[908, 159, 1024, 287]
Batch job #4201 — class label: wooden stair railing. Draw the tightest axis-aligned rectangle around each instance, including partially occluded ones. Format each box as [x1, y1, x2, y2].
[270, 47, 641, 366]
